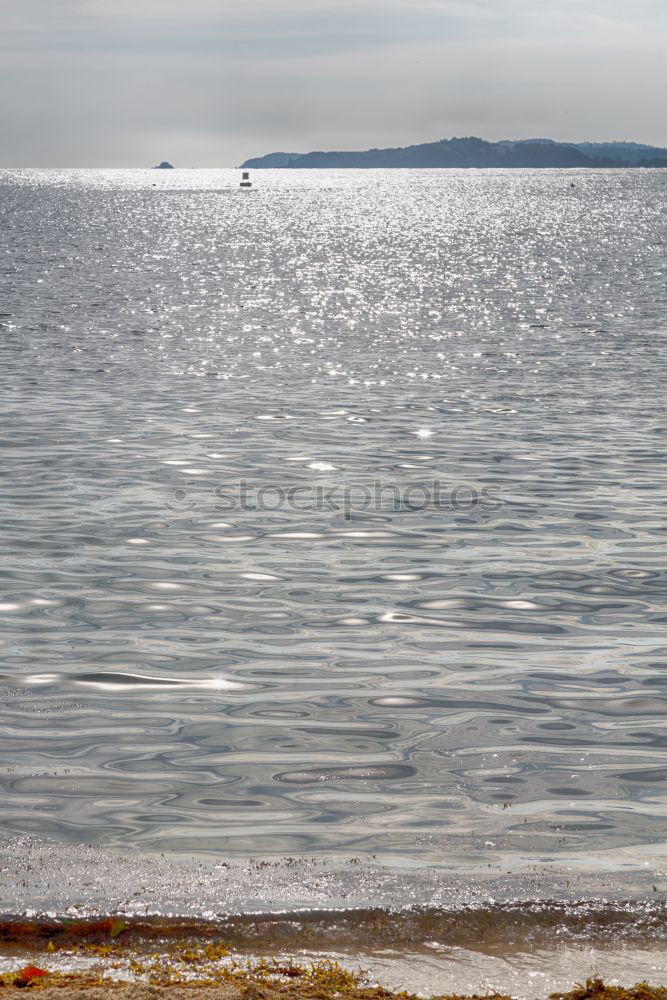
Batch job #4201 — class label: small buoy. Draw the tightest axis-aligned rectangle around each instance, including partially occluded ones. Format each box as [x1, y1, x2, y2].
[240, 170, 252, 189]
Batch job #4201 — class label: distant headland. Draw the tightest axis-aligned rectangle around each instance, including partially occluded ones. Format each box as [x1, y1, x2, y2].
[154, 161, 174, 169]
[242, 137, 667, 169]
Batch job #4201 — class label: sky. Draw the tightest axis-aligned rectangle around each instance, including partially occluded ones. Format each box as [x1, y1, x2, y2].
[1, 0, 666, 166]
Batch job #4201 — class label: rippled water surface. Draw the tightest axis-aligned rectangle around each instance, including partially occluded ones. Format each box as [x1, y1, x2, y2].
[1, 167, 666, 866]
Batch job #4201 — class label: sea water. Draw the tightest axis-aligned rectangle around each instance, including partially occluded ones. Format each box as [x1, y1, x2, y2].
[1, 167, 666, 992]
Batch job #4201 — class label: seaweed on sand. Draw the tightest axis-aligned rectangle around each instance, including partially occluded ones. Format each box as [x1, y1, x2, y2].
[0, 966, 665, 1000]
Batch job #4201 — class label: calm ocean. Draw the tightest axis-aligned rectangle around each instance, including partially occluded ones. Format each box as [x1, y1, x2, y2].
[1, 166, 666, 992]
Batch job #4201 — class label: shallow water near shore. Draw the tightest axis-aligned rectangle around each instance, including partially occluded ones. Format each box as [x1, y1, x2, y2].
[2, 843, 667, 997]
[1, 167, 667, 989]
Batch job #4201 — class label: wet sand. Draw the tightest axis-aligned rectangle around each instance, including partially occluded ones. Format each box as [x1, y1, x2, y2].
[0, 986, 247, 999]
[1, 974, 667, 1000]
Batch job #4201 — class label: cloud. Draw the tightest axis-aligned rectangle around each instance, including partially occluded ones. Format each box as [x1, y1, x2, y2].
[0, 0, 665, 165]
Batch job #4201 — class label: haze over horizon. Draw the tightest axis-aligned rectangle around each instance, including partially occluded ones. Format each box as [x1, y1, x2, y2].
[1, 0, 666, 167]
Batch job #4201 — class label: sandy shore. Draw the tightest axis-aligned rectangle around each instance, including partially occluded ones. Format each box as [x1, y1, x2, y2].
[1, 974, 667, 1000]
[0, 988, 251, 1000]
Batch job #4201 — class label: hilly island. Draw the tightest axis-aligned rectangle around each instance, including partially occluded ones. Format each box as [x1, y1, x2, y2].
[242, 136, 667, 169]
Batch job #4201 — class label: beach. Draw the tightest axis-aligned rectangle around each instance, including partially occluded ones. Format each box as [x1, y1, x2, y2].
[2, 976, 666, 1000]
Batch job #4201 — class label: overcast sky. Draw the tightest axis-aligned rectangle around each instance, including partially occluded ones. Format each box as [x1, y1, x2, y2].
[1, 0, 666, 166]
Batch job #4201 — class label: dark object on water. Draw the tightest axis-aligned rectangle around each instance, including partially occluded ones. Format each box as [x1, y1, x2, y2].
[240, 170, 252, 189]
[154, 161, 174, 170]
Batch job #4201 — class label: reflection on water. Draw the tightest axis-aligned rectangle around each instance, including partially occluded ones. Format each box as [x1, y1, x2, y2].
[0, 167, 666, 864]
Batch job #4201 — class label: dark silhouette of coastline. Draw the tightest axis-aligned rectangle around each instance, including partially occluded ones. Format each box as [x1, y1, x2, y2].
[242, 137, 667, 169]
